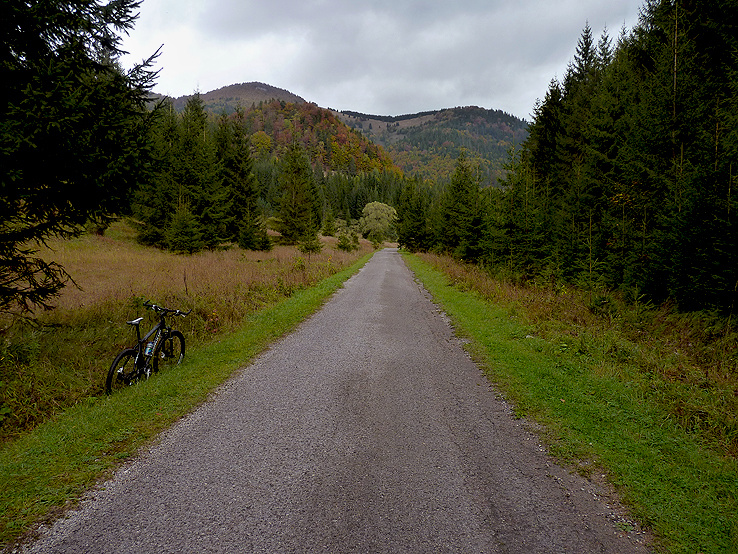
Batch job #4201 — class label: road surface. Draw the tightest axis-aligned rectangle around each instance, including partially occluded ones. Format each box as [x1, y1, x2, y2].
[23, 248, 649, 553]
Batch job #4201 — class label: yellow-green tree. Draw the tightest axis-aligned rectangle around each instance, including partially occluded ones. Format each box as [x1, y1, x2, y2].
[359, 202, 397, 243]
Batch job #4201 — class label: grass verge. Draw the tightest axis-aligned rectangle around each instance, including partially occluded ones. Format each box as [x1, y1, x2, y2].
[404, 253, 738, 554]
[0, 252, 373, 550]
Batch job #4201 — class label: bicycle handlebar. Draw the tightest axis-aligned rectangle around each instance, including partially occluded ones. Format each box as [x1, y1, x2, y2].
[143, 301, 192, 317]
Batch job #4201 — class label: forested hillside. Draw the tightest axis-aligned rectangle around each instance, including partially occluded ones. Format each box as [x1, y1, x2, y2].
[243, 100, 397, 175]
[165, 84, 528, 186]
[131, 95, 408, 253]
[396, 1, 738, 314]
[336, 107, 528, 184]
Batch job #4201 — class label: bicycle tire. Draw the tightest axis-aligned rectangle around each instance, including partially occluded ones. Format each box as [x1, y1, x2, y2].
[105, 348, 139, 395]
[153, 330, 185, 373]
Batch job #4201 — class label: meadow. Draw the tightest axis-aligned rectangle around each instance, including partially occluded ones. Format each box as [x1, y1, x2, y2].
[0, 222, 373, 442]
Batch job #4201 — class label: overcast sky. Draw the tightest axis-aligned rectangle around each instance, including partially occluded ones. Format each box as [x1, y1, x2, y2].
[120, 0, 644, 121]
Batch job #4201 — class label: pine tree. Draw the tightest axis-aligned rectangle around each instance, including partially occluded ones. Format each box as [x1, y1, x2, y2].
[397, 177, 431, 252]
[322, 207, 337, 237]
[1, 0, 158, 311]
[278, 142, 319, 244]
[298, 234, 323, 260]
[554, 24, 607, 282]
[438, 152, 480, 260]
[133, 101, 180, 247]
[497, 146, 548, 276]
[336, 232, 357, 252]
[177, 93, 223, 249]
[216, 107, 261, 249]
[166, 203, 205, 254]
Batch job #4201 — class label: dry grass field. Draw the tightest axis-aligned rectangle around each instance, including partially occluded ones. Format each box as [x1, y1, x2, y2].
[46, 225, 369, 311]
[416, 252, 738, 458]
[0, 222, 374, 441]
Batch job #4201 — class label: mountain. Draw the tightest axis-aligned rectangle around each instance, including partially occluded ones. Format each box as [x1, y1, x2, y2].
[163, 82, 528, 184]
[334, 107, 528, 184]
[169, 82, 306, 113]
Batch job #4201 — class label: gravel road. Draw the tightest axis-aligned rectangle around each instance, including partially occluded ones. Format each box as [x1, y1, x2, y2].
[23, 248, 650, 553]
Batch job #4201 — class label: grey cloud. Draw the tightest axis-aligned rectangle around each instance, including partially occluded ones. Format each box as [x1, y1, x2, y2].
[126, 0, 642, 119]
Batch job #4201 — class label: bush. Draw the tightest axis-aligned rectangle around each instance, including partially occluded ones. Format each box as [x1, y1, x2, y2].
[336, 232, 359, 252]
[166, 204, 205, 254]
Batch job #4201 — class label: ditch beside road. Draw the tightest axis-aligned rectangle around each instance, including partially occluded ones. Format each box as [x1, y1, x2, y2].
[23, 248, 649, 553]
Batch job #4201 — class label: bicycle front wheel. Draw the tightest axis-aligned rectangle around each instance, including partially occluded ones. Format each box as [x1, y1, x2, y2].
[153, 331, 185, 373]
[106, 348, 139, 395]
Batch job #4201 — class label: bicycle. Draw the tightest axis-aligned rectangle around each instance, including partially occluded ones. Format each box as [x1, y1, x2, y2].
[105, 301, 192, 395]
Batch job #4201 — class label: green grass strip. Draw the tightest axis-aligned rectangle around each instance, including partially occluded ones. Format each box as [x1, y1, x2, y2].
[0, 252, 373, 548]
[404, 253, 738, 554]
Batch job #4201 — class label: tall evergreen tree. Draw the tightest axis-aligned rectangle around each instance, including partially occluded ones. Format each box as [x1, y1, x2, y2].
[278, 142, 319, 244]
[397, 177, 432, 252]
[133, 101, 179, 247]
[496, 146, 549, 277]
[556, 24, 606, 282]
[438, 152, 480, 260]
[176, 93, 225, 249]
[1, 0, 158, 311]
[216, 107, 262, 249]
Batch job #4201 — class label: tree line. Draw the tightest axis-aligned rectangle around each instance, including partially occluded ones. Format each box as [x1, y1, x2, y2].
[1, 0, 405, 312]
[131, 94, 408, 254]
[4, 0, 736, 317]
[397, 0, 738, 314]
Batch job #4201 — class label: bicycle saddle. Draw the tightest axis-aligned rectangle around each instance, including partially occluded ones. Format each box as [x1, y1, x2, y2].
[126, 317, 144, 326]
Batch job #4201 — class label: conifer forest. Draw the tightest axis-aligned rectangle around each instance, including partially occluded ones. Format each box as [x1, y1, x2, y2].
[397, 0, 738, 315]
[128, 0, 738, 316]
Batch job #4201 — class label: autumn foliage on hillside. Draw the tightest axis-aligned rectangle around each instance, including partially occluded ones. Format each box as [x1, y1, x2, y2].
[243, 101, 399, 175]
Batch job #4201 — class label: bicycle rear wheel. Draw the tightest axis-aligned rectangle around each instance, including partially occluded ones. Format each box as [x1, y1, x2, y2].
[105, 348, 139, 395]
[153, 331, 185, 373]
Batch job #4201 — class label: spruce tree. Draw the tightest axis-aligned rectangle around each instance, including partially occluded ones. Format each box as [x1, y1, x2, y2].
[133, 101, 180, 247]
[166, 203, 205, 254]
[298, 234, 323, 261]
[1, 0, 158, 311]
[397, 177, 431, 252]
[438, 152, 480, 260]
[216, 107, 261, 249]
[278, 142, 319, 244]
[322, 208, 337, 237]
[177, 93, 223, 249]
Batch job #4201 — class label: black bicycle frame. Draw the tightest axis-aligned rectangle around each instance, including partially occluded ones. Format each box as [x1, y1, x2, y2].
[132, 319, 163, 373]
